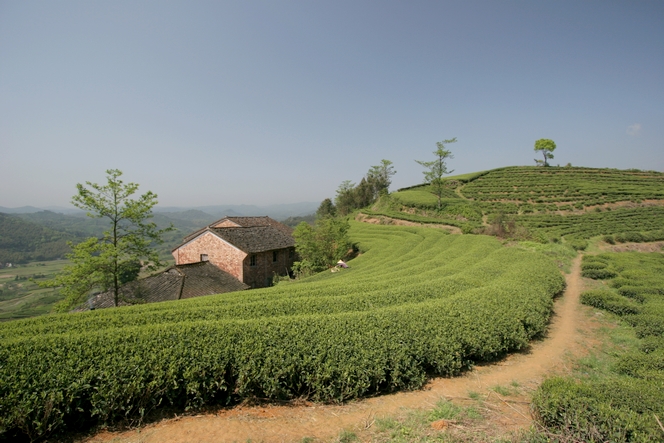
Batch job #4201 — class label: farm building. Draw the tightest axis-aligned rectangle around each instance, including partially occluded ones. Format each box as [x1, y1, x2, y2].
[83, 261, 249, 310]
[172, 216, 296, 288]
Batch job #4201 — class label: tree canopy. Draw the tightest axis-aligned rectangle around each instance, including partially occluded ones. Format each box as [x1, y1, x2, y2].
[41, 169, 172, 310]
[292, 216, 351, 277]
[534, 139, 556, 167]
[415, 138, 456, 209]
[334, 160, 396, 215]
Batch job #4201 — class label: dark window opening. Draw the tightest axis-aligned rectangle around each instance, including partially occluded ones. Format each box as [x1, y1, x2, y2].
[289, 248, 294, 259]
[250, 254, 257, 266]
[273, 251, 278, 262]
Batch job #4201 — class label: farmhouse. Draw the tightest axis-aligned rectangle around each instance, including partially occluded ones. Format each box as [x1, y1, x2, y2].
[172, 216, 296, 288]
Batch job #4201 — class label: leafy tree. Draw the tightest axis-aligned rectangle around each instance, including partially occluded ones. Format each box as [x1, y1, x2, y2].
[335, 180, 357, 216]
[316, 198, 337, 219]
[41, 169, 172, 310]
[534, 138, 556, 166]
[367, 159, 396, 199]
[292, 216, 351, 276]
[415, 138, 457, 210]
[334, 160, 397, 215]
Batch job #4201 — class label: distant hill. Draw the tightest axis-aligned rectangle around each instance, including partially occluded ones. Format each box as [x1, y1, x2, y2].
[0, 206, 45, 214]
[153, 202, 319, 220]
[0, 213, 85, 264]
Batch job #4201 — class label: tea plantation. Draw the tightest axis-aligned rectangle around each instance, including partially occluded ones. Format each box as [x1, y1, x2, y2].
[534, 252, 664, 442]
[384, 166, 664, 240]
[0, 222, 565, 440]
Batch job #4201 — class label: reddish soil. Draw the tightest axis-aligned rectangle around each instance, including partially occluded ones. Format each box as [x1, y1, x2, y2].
[600, 241, 664, 253]
[356, 213, 463, 234]
[84, 256, 596, 443]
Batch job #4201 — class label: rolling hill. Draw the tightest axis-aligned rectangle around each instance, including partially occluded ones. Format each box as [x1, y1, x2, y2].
[369, 166, 664, 242]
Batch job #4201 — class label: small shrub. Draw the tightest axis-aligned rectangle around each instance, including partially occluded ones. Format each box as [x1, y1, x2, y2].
[582, 268, 618, 279]
[580, 290, 640, 316]
[616, 286, 648, 303]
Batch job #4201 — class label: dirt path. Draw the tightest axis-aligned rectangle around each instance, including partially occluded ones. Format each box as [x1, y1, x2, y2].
[86, 256, 592, 443]
[356, 213, 463, 234]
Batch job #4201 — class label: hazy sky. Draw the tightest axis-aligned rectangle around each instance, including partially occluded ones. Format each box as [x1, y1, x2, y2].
[1, 1, 663, 208]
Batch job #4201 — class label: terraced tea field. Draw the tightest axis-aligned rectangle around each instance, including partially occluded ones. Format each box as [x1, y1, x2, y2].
[382, 166, 664, 240]
[0, 222, 564, 441]
[534, 252, 664, 441]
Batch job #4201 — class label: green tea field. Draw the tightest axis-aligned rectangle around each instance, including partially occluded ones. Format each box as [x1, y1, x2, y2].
[380, 166, 664, 242]
[0, 222, 565, 441]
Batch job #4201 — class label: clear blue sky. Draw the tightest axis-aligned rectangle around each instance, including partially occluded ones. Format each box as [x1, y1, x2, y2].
[1, 1, 662, 208]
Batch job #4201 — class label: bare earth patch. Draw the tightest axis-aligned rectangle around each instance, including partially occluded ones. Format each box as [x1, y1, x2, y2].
[83, 256, 598, 443]
[356, 213, 463, 234]
[599, 241, 664, 253]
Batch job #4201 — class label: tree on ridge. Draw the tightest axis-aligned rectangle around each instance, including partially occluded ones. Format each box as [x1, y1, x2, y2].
[534, 139, 556, 167]
[415, 138, 457, 210]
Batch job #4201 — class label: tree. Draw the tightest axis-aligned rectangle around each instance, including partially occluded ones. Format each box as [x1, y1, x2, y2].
[316, 198, 337, 219]
[334, 180, 357, 216]
[292, 216, 351, 277]
[41, 169, 172, 310]
[367, 159, 396, 199]
[415, 138, 457, 210]
[534, 139, 556, 166]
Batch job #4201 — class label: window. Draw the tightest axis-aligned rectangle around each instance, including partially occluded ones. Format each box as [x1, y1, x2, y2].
[200, 254, 209, 262]
[289, 248, 294, 259]
[250, 254, 257, 266]
[273, 251, 278, 262]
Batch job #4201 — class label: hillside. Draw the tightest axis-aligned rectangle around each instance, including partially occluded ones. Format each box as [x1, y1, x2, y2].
[0, 213, 85, 264]
[371, 166, 664, 242]
[0, 222, 565, 440]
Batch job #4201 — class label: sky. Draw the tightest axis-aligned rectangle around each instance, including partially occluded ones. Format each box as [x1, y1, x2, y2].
[1, 1, 663, 208]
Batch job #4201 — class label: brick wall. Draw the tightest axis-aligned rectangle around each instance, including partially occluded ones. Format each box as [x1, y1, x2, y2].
[173, 231, 296, 288]
[172, 232, 247, 282]
[244, 247, 296, 288]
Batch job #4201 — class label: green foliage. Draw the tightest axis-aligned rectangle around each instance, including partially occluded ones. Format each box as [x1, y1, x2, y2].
[533, 138, 556, 166]
[0, 213, 81, 264]
[383, 166, 664, 241]
[533, 377, 664, 442]
[292, 216, 352, 276]
[581, 289, 641, 316]
[534, 252, 664, 442]
[0, 223, 565, 440]
[39, 170, 173, 310]
[415, 138, 457, 210]
[367, 159, 396, 197]
[334, 160, 397, 215]
[316, 198, 337, 219]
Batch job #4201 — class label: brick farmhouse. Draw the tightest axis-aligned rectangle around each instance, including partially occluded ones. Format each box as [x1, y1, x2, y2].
[172, 216, 296, 288]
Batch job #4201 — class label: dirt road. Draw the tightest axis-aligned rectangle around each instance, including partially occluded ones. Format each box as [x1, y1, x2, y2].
[87, 255, 592, 443]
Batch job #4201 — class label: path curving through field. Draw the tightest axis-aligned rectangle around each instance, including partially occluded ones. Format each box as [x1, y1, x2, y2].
[87, 255, 591, 443]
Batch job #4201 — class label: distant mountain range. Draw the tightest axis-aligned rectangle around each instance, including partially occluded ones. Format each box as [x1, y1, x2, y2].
[0, 202, 319, 221]
[0, 202, 319, 264]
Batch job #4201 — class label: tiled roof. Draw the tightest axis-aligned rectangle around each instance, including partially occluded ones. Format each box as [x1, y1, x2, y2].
[80, 262, 248, 310]
[211, 225, 295, 253]
[177, 216, 293, 248]
[178, 261, 249, 299]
